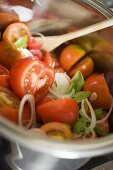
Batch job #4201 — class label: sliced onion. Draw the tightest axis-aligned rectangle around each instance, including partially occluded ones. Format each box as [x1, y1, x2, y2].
[51, 73, 71, 95]
[96, 96, 113, 124]
[81, 99, 90, 121]
[81, 99, 96, 131]
[18, 94, 36, 129]
[35, 32, 46, 49]
[49, 87, 75, 99]
[90, 129, 96, 139]
[85, 99, 96, 131]
[72, 134, 82, 139]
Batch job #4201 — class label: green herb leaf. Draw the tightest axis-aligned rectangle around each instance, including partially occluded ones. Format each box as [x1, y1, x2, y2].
[14, 35, 28, 48]
[73, 117, 89, 134]
[67, 71, 84, 94]
[95, 108, 103, 119]
[94, 126, 107, 136]
[74, 91, 91, 103]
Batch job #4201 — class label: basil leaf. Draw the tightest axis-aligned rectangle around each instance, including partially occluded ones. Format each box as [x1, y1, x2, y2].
[94, 126, 107, 136]
[73, 117, 89, 134]
[95, 108, 103, 119]
[74, 91, 91, 103]
[14, 35, 28, 48]
[67, 71, 84, 94]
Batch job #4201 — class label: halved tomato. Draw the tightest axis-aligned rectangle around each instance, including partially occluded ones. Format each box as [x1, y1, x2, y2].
[9, 58, 55, 99]
[40, 122, 72, 139]
[69, 57, 94, 78]
[60, 44, 85, 71]
[83, 73, 111, 109]
[2, 22, 31, 45]
[0, 86, 19, 123]
[37, 98, 79, 127]
[0, 86, 31, 125]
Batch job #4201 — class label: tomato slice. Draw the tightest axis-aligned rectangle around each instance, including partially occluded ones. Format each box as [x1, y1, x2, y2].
[2, 22, 31, 45]
[40, 122, 72, 139]
[83, 73, 111, 109]
[9, 58, 55, 99]
[60, 45, 85, 71]
[69, 57, 94, 78]
[37, 98, 79, 127]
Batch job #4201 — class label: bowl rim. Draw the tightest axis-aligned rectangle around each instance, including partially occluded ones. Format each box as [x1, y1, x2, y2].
[1, 0, 113, 159]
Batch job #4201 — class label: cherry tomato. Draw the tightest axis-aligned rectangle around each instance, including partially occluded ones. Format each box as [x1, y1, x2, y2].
[60, 45, 85, 71]
[37, 98, 79, 127]
[40, 122, 72, 139]
[9, 58, 55, 99]
[0, 12, 19, 30]
[2, 22, 31, 45]
[83, 73, 111, 109]
[0, 41, 23, 69]
[69, 57, 94, 78]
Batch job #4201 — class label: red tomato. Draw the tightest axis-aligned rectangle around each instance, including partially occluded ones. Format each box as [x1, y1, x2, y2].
[37, 98, 79, 127]
[0, 86, 19, 123]
[9, 58, 55, 99]
[83, 73, 111, 109]
[60, 45, 85, 71]
[69, 57, 94, 78]
[2, 22, 31, 45]
[0, 86, 31, 124]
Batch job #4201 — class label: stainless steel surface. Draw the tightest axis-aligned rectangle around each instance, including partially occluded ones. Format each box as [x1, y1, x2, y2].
[1, 0, 113, 161]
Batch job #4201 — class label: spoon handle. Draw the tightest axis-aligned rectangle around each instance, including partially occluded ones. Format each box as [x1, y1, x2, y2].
[39, 18, 113, 52]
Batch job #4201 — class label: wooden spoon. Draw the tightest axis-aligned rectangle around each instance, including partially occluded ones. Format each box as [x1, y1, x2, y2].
[35, 18, 113, 52]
